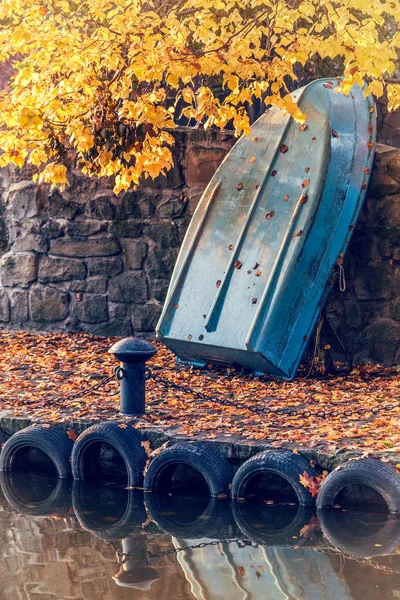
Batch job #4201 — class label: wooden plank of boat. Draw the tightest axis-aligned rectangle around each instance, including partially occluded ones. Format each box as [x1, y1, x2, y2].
[156, 78, 376, 379]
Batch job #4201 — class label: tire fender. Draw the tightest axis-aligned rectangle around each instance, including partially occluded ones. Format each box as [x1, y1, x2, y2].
[316, 459, 400, 514]
[231, 450, 317, 505]
[0, 424, 74, 479]
[71, 422, 146, 487]
[144, 442, 233, 497]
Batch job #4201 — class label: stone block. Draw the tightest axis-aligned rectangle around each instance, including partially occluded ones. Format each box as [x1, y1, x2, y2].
[144, 222, 179, 248]
[350, 229, 379, 261]
[131, 303, 162, 332]
[0, 219, 7, 253]
[112, 220, 144, 238]
[386, 154, 400, 182]
[368, 173, 399, 198]
[70, 293, 108, 323]
[354, 262, 394, 300]
[50, 236, 119, 257]
[395, 265, 400, 296]
[41, 219, 66, 239]
[358, 318, 400, 364]
[108, 271, 148, 303]
[157, 195, 187, 219]
[117, 191, 154, 218]
[344, 299, 364, 330]
[13, 233, 48, 253]
[391, 297, 400, 321]
[86, 257, 123, 277]
[185, 146, 227, 187]
[150, 277, 170, 302]
[38, 256, 86, 283]
[7, 181, 39, 220]
[30, 286, 69, 321]
[376, 194, 400, 229]
[70, 277, 107, 294]
[146, 245, 178, 279]
[120, 240, 148, 269]
[47, 189, 80, 219]
[89, 302, 133, 336]
[0, 289, 9, 322]
[1, 252, 37, 287]
[85, 196, 115, 220]
[66, 220, 108, 236]
[8, 289, 28, 323]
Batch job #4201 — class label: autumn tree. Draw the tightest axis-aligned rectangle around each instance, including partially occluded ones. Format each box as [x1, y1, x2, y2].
[0, 0, 399, 194]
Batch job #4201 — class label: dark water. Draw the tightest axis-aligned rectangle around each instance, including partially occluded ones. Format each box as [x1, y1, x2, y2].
[1, 472, 400, 600]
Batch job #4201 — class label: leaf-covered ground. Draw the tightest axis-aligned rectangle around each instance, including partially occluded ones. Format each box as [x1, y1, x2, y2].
[0, 331, 399, 454]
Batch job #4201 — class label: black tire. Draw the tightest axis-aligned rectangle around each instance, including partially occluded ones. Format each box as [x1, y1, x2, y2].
[231, 450, 317, 506]
[0, 471, 72, 517]
[72, 480, 148, 542]
[0, 424, 74, 479]
[316, 459, 400, 514]
[71, 422, 146, 487]
[318, 508, 400, 557]
[232, 500, 314, 547]
[144, 491, 234, 539]
[143, 442, 233, 497]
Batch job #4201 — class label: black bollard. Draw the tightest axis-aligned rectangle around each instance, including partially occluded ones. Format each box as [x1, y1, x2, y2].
[109, 338, 157, 417]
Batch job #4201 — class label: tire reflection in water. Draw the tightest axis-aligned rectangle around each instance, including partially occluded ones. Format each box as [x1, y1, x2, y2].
[0, 471, 72, 517]
[1, 474, 400, 600]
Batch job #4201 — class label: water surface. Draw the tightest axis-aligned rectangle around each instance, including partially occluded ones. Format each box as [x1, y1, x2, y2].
[0, 472, 400, 600]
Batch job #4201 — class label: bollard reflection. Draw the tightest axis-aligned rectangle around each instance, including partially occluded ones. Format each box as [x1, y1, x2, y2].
[112, 535, 160, 590]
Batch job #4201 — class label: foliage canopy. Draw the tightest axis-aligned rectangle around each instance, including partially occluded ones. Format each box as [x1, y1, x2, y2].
[0, 0, 399, 193]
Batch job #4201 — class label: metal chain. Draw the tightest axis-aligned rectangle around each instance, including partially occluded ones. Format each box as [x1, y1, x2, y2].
[51, 368, 119, 405]
[116, 538, 256, 564]
[150, 372, 400, 422]
[320, 548, 400, 576]
[116, 537, 400, 575]
[338, 263, 346, 292]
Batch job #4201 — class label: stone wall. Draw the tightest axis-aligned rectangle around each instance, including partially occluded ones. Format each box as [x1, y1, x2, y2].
[326, 143, 400, 365]
[0, 129, 399, 365]
[0, 129, 234, 338]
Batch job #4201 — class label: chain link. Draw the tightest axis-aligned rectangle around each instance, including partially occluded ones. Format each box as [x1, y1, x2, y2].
[150, 372, 400, 422]
[320, 548, 400, 576]
[116, 538, 256, 564]
[115, 536, 400, 576]
[51, 367, 119, 405]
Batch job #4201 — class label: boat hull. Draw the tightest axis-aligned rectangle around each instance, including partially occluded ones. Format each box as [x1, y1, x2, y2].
[157, 78, 376, 379]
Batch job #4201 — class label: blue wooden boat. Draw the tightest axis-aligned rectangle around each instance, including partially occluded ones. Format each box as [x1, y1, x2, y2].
[157, 78, 376, 379]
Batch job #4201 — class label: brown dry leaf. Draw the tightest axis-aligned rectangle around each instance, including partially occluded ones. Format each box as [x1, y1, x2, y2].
[250, 156, 256, 163]
[280, 144, 289, 153]
[236, 566, 246, 577]
[234, 260, 242, 270]
[66, 428, 78, 441]
[119, 423, 128, 429]
[283, 194, 289, 201]
[265, 210, 275, 219]
[141, 440, 152, 456]
[302, 179, 310, 188]
[331, 130, 339, 138]
[299, 124, 308, 131]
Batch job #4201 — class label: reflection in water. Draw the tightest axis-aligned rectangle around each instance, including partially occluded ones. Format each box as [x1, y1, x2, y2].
[0, 472, 400, 600]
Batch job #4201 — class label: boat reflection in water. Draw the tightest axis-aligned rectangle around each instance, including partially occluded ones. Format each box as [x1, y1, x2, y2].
[0, 472, 400, 600]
